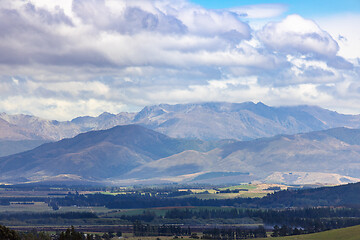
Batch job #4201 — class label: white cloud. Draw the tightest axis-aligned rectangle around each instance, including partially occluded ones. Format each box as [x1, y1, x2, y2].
[0, 1, 359, 119]
[257, 14, 339, 57]
[0, 96, 129, 120]
[316, 14, 360, 59]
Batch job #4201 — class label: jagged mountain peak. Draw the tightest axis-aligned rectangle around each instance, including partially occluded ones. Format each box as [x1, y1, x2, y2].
[1, 102, 360, 157]
[98, 112, 116, 118]
[137, 101, 261, 114]
[131, 101, 359, 140]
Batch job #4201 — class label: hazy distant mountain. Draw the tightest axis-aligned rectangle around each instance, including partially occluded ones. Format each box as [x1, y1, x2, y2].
[1, 125, 360, 185]
[0, 125, 227, 183]
[1, 102, 360, 156]
[0, 112, 135, 141]
[0, 113, 80, 141]
[0, 112, 135, 156]
[0, 117, 50, 157]
[132, 102, 360, 140]
[2, 102, 360, 142]
[70, 112, 136, 132]
[0, 117, 40, 141]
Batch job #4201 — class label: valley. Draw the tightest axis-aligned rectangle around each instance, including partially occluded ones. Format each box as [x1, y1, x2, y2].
[1, 182, 360, 239]
[1, 102, 360, 239]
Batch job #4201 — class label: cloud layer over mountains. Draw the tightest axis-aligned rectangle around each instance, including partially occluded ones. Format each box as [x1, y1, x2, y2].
[0, 0, 359, 120]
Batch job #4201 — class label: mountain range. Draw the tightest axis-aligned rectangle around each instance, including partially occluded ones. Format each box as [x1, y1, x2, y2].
[1, 124, 360, 185]
[2, 102, 360, 157]
[0, 125, 231, 183]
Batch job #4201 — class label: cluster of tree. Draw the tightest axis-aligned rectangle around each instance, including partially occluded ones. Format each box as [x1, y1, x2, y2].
[218, 189, 247, 193]
[269, 219, 359, 238]
[133, 221, 191, 237]
[0, 224, 20, 240]
[164, 207, 360, 234]
[166, 190, 193, 197]
[0, 225, 50, 240]
[0, 224, 121, 240]
[0, 197, 48, 203]
[202, 226, 267, 239]
[164, 207, 360, 222]
[271, 225, 303, 237]
[58, 226, 84, 240]
[281, 217, 360, 234]
[119, 210, 156, 222]
[58, 226, 104, 240]
[58, 226, 122, 240]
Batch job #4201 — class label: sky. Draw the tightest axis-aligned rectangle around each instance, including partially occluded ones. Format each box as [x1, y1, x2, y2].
[0, 0, 360, 120]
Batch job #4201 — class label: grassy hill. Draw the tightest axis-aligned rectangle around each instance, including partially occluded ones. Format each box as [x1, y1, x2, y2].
[263, 225, 360, 240]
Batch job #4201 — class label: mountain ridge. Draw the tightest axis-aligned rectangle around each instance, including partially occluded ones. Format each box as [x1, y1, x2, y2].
[1, 124, 360, 185]
[1, 102, 360, 156]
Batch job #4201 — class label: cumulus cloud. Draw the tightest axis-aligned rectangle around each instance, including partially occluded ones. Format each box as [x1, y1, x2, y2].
[257, 14, 354, 71]
[72, 0, 188, 34]
[257, 14, 339, 57]
[0, 0, 359, 119]
[316, 14, 360, 60]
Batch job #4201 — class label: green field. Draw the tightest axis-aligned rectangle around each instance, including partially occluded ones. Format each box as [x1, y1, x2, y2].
[0, 202, 52, 212]
[261, 225, 360, 240]
[0, 203, 110, 214]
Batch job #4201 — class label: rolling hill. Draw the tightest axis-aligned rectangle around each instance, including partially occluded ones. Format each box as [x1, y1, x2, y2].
[0, 125, 228, 183]
[0, 125, 360, 185]
[126, 127, 360, 184]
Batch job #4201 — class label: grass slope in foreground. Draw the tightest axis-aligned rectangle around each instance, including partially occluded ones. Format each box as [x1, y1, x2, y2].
[263, 225, 360, 240]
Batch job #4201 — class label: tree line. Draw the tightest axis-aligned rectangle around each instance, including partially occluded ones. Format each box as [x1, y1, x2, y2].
[164, 207, 360, 231]
[39, 182, 360, 209]
[0, 224, 120, 240]
[132, 221, 266, 239]
[164, 207, 360, 221]
[2, 182, 360, 209]
[133, 221, 191, 236]
[202, 226, 266, 239]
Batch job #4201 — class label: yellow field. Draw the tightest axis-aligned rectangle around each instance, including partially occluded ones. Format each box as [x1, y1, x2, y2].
[175, 183, 290, 199]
